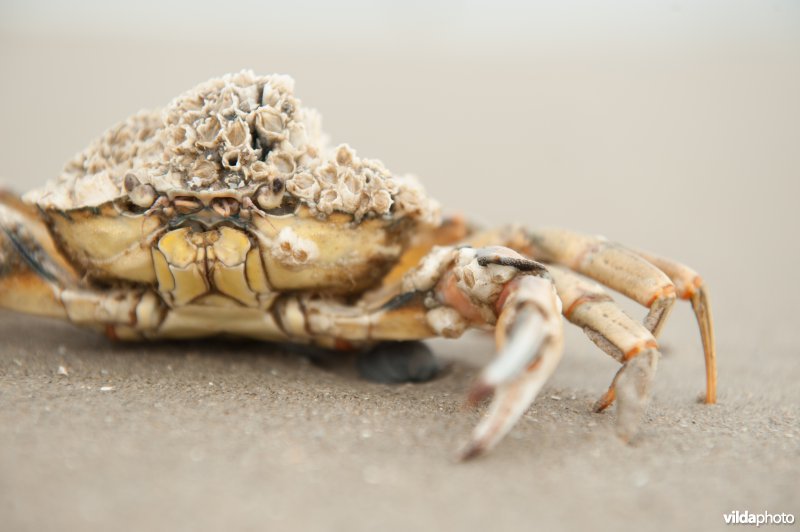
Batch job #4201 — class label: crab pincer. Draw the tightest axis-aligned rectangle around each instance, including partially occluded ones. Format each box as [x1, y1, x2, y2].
[428, 247, 565, 459]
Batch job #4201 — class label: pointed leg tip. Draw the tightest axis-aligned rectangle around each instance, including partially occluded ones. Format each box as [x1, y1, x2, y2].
[613, 403, 647, 444]
[593, 388, 616, 413]
[614, 400, 647, 442]
[458, 441, 487, 461]
[614, 416, 641, 445]
[466, 380, 493, 408]
[615, 429, 634, 445]
[593, 401, 611, 414]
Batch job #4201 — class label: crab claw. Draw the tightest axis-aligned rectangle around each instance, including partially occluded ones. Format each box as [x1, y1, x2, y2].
[466, 306, 548, 406]
[434, 248, 563, 460]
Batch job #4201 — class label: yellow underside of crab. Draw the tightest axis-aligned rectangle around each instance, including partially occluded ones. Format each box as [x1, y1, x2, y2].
[40, 202, 414, 341]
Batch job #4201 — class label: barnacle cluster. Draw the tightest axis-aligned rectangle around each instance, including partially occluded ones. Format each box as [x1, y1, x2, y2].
[27, 71, 440, 225]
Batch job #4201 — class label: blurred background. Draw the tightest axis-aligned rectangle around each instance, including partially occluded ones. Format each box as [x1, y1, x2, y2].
[1, 2, 798, 531]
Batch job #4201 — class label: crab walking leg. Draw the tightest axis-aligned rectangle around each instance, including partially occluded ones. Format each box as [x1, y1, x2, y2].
[466, 226, 674, 335]
[299, 245, 540, 346]
[546, 265, 662, 438]
[634, 250, 717, 404]
[0, 190, 166, 335]
[459, 274, 564, 459]
[300, 245, 502, 345]
[0, 191, 78, 317]
[468, 225, 716, 405]
[524, 228, 677, 336]
[546, 264, 657, 365]
[297, 291, 438, 347]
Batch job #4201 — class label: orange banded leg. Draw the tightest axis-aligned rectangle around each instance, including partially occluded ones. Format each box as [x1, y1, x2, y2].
[467, 225, 716, 406]
[525, 228, 677, 336]
[635, 250, 716, 404]
[548, 265, 660, 439]
[466, 226, 675, 335]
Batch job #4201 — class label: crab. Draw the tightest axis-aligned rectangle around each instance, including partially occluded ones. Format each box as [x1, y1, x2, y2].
[0, 71, 716, 458]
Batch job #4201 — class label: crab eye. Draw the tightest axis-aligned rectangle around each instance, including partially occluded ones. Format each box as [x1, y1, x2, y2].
[124, 172, 157, 209]
[173, 196, 203, 214]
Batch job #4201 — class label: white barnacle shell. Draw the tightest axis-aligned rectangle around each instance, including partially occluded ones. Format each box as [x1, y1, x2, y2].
[369, 189, 393, 216]
[25, 108, 163, 209]
[222, 120, 250, 150]
[315, 161, 339, 187]
[339, 169, 364, 212]
[169, 124, 197, 154]
[254, 107, 284, 143]
[85, 152, 109, 175]
[285, 171, 320, 203]
[270, 227, 318, 267]
[269, 152, 296, 176]
[336, 145, 355, 166]
[249, 160, 271, 182]
[261, 75, 296, 108]
[221, 149, 243, 171]
[195, 116, 222, 149]
[299, 108, 326, 151]
[72, 171, 121, 207]
[317, 189, 343, 215]
[393, 174, 441, 226]
[217, 87, 241, 119]
[286, 121, 309, 150]
[189, 159, 219, 186]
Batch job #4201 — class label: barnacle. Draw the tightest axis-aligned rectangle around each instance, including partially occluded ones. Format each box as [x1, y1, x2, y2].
[270, 227, 318, 266]
[26, 71, 440, 225]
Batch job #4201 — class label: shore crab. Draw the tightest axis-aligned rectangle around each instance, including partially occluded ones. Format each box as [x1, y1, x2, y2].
[0, 71, 716, 458]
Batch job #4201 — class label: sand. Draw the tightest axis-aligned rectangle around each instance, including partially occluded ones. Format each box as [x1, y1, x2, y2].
[1, 19, 799, 532]
[2, 311, 799, 532]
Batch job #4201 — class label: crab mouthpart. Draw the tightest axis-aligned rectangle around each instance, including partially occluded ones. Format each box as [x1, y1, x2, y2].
[168, 209, 250, 231]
